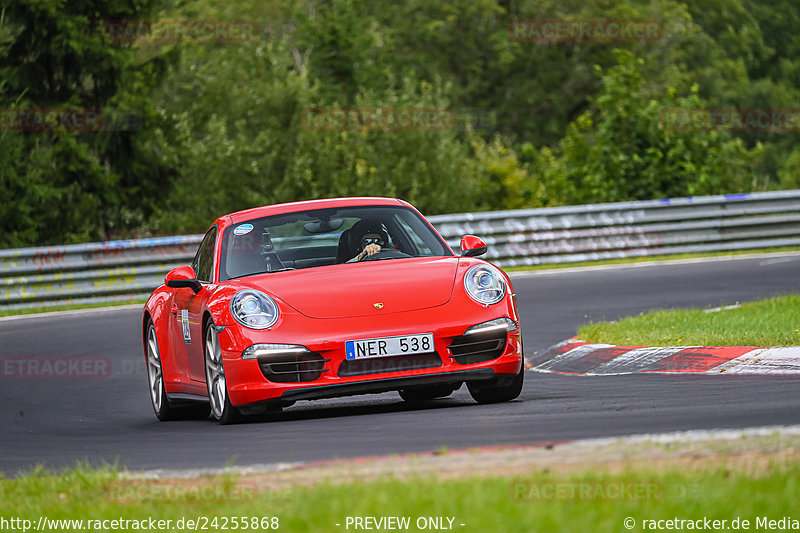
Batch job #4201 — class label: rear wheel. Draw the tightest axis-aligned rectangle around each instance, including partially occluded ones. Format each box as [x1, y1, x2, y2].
[467, 366, 524, 404]
[145, 321, 209, 421]
[205, 320, 242, 425]
[399, 383, 459, 403]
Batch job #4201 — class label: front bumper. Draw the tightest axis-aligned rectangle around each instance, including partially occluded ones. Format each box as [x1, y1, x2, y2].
[218, 300, 523, 407]
[280, 369, 500, 402]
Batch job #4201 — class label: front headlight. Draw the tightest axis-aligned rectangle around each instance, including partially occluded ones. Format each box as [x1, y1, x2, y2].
[242, 344, 308, 359]
[230, 289, 279, 329]
[464, 264, 506, 305]
[464, 318, 518, 335]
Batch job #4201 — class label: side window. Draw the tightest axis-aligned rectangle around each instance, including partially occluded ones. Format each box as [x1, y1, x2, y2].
[393, 214, 430, 255]
[192, 226, 217, 282]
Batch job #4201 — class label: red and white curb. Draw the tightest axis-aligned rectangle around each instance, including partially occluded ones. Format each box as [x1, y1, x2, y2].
[526, 339, 800, 375]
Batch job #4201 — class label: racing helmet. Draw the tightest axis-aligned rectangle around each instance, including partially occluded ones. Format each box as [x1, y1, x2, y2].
[348, 219, 390, 253]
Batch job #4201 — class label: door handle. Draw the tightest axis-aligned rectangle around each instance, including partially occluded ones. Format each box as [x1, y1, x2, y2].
[171, 304, 179, 315]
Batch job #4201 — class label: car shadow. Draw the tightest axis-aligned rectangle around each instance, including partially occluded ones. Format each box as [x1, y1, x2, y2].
[243, 393, 476, 425]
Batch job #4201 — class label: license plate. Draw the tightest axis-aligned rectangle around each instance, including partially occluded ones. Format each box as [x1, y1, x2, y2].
[345, 333, 434, 360]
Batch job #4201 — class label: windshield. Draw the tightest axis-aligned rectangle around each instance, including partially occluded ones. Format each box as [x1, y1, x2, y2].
[219, 205, 453, 280]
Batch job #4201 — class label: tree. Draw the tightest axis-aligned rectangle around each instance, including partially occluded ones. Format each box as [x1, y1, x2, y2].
[0, 0, 169, 247]
[527, 50, 763, 205]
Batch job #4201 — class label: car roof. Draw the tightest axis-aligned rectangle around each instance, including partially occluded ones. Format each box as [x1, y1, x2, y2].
[224, 197, 410, 224]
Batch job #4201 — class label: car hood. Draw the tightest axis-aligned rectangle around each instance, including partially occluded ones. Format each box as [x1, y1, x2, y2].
[232, 257, 459, 319]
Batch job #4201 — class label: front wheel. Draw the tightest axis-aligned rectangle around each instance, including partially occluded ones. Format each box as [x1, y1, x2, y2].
[205, 320, 242, 424]
[467, 366, 524, 404]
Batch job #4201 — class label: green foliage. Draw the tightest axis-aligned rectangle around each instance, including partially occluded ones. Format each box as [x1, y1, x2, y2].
[146, 29, 483, 231]
[0, 0, 169, 247]
[471, 137, 542, 210]
[778, 150, 800, 189]
[527, 50, 763, 204]
[283, 82, 483, 217]
[3, 0, 800, 244]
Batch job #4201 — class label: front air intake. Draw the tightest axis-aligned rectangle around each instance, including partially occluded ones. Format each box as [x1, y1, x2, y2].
[447, 329, 507, 365]
[258, 352, 329, 383]
[338, 353, 442, 377]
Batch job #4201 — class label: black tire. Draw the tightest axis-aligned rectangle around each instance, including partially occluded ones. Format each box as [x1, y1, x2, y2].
[204, 319, 242, 425]
[145, 320, 210, 421]
[467, 366, 524, 404]
[398, 383, 459, 403]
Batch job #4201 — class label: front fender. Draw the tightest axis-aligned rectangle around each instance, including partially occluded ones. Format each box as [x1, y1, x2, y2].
[142, 287, 185, 388]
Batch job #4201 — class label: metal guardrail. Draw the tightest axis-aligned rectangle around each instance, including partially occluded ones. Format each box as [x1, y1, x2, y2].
[0, 236, 202, 311]
[2, 190, 799, 311]
[432, 190, 800, 265]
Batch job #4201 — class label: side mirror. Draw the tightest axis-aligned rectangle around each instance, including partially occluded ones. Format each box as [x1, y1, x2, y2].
[460, 235, 488, 257]
[165, 265, 202, 294]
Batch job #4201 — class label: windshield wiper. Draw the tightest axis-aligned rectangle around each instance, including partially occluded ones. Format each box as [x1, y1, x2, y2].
[227, 268, 295, 280]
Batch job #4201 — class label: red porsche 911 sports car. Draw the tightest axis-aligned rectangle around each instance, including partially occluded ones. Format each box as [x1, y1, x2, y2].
[142, 197, 524, 423]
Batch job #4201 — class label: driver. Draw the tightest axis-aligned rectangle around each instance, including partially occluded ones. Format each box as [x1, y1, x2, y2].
[347, 220, 390, 262]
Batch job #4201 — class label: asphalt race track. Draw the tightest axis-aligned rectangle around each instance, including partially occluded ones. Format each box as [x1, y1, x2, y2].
[1, 254, 799, 474]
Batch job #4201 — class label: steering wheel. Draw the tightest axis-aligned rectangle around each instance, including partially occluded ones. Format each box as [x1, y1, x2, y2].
[358, 248, 410, 261]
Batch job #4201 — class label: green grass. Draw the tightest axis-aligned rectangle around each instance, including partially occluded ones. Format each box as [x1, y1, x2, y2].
[1, 463, 799, 533]
[579, 294, 800, 347]
[0, 298, 147, 318]
[504, 246, 800, 272]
